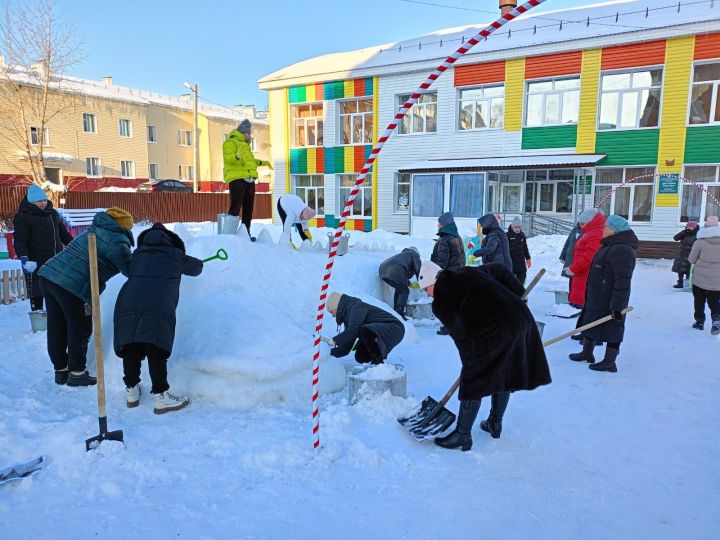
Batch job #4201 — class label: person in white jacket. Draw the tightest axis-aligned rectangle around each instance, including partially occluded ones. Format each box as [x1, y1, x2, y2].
[277, 194, 317, 246]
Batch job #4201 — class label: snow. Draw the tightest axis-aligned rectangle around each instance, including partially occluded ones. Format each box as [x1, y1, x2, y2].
[547, 303, 582, 318]
[352, 363, 405, 381]
[400, 154, 606, 171]
[0, 259, 22, 271]
[96, 187, 137, 192]
[1, 222, 718, 538]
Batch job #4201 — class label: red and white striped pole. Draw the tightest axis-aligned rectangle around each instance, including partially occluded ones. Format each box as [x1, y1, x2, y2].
[311, 0, 546, 450]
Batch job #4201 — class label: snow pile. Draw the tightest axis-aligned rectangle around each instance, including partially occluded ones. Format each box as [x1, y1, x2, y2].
[352, 363, 404, 381]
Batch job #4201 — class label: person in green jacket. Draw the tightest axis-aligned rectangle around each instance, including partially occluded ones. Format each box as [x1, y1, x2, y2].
[223, 119, 272, 239]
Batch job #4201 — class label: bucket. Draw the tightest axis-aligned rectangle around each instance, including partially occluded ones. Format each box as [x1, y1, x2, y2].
[327, 232, 350, 256]
[535, 320, 545, 338]
[28, 310, 47, 333]
[347, 363, 406, 405]
[554, 290, 569, 305]
[217, 213, 240, 235]
[406, 302, 434, 320]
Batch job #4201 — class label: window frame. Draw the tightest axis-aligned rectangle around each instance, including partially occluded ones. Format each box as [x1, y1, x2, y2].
[82, 113, 97, 134]
[679, 164, 720, 224]
[148, 163, 159, 180]
[147, 125, 157, 143]
[457, 83, 506, 131]
[393, 172, 411, 214]
[597, 66, 664, 131]
[290, 102, 324, 148]
[523, 76, 581, 127]
[120, 160, 135, 179]
[292, 174, 325, 216]
[593, 166, 656, 223]
[119, 118, 133, 138]
[397, 91, 438, 136]
[686, 60, 720, 127]
[85, 157, 102, 178]
[336, 173, 372, 218]
[338, 97, 374, 146]
[29, 126, 50, 146]
[177, 130, 193, 147]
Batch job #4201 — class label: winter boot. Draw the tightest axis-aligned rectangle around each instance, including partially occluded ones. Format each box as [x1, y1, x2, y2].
[437, 326, 449, 336]
[66, 371, 97, 387]
[570, 333, 583, 342]
[673, 279, 684, 289]
[569, 338, 596, 363]
[434, 400, 480, 452]
[54, 368, 68, 385]
[589, 346, 619, 373]
[711, 320, 720, 336]
[153, 391, 189, 414]
[126, 384, 141, 408]
[480, 392, 510, 439]
[692, 321, 704, 331]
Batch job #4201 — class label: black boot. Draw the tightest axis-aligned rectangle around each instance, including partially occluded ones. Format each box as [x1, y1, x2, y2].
[711, 319, 720, 336]
[434, 400, 480, 452]
[589, 346, 619, 372]
[673, 280, 683, 289]
[570, 333, 583, 342]
[54, 369, 68, 385]
[437, 326, 449, 336]
[480, 392, 510, 439]
[67, 371, 97, 387]
[692, 321, 704, 331]
[569, 338, 596, 363]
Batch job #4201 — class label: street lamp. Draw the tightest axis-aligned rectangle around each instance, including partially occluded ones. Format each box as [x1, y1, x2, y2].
[183, 81, 199, 193]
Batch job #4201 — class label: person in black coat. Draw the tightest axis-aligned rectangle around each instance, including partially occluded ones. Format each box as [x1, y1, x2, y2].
[431, 212, 465, 335]
[323, 292, 405, 364]
[113, 223, 203, 413]
[379, 247, 421, 318]
[671, 220, 699, 288]
[506, 217, 532, 285]
[473, 213, 512, 269]
[12, 185, 73, 311]
[417, 260, 551, 451]
[569, 215, 638, 373]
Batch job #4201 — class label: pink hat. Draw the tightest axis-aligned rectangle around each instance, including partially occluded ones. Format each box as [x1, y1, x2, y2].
[686, 220, 699, 229]
[706, 215, 719, 227]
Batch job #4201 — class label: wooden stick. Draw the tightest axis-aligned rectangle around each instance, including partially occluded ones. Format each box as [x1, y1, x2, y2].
[542, 307, 634, 348]
[88, 234, 107, 421]
[2, 271, 8, 305]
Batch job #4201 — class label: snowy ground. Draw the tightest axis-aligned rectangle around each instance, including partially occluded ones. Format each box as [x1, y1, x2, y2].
[1, 223, 718, 539]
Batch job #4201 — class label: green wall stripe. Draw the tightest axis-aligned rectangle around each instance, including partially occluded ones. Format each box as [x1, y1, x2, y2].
[684, 126, 720, 163]
[521, 125, 578, 150]
[595, 130, 659, 166]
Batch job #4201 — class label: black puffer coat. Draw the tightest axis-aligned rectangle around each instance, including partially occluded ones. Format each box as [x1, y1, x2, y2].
[12, 198, 73, 294]
[671, 227, 699, 274]
[582, 229, 638, 344]
[431, 224, 465, 272]
[474, 214, 512, 269]
[506, 226, 531, 274]
[330, 295, 405, 359]
[379, 248, 421, 284]
[113, 226, 203, 356]
[432, 267, 551, 401]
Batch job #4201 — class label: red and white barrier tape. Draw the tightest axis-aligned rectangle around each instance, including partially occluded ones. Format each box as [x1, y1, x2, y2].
[310, 0, 546, 450]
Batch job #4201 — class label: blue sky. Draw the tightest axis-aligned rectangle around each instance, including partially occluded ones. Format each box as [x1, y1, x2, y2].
[61, 0, 587, 110]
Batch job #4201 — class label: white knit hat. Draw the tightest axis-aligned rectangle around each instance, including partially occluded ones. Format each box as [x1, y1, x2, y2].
[418, 260, 442, 290]
[326, 292, 341, 312]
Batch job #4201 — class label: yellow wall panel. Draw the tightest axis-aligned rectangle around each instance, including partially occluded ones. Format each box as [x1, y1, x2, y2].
[504, 58, 525, 131]
[655, 193, 680, 207]
[344, 80, 355, 98]
[343, 146, 354, 173]
[577, 49, 601, 154]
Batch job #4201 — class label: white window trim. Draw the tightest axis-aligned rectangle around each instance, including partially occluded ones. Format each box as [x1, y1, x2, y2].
[596, 66, 665, 132]
[148, 163, 159, 180]
[686, 60, 720, 128]
[85, 157, 102, 178]
[292, 174, 326, 217]
[336, 174, 372, 219]
[82, 113, 98, 134]
[187, 165, 195, 182]
[290, 102, 324, 149]
[119, 118, 133, 138]
[29, 126, 51, 147]
[523, 76, 581, 128]
[147, 125, 157, 143]
[529, 170, 576, 215]
[393, 172, 411, 214]
[177, 130, 193, 147]
[120, 160, 135, 179]
[593, 166, 656, 224]
[678, 164, 720, 224]
[338, 97, 373, 146]
[456, 84, 506, 132]
[396, 92, 438, 136]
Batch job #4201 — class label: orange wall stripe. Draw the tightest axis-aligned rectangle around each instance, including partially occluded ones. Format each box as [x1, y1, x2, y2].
[525, 51, 582, 79]
[602, 40, 666, 70]
[454, 60, 506, 87]
[354, 78, 366, 97]
[694, 32, 720, 60]
[354, 145, 365, 172]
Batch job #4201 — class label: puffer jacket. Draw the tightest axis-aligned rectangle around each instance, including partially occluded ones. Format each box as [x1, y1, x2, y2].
[474, 214, 512, 269]
[671, 227, 699, 275]
[568, 212, 606, 306]
[688, 226, 720, 291]
[431, 223, 465, 272]
[223, 129, 269, 183]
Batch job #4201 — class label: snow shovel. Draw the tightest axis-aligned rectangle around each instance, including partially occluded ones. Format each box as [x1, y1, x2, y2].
[202, 248, 228, 263]
[397, 268, 546, 440]
[85, 233, 124, 452]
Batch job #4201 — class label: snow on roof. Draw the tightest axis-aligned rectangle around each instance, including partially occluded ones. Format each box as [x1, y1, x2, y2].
[259, 0, 720, 88]
[398, 154, 607, 171]
[17, 151, 74, 163]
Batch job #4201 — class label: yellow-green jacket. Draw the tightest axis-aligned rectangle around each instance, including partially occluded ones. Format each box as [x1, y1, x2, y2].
[223, 129, 270, 183]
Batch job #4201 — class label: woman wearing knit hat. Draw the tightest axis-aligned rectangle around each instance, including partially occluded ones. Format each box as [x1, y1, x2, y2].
[38, 208, 134, 387]
[430, 212, 465, 335]
[12, 185, 73, 312]
[671, 220, 700, 289]
[564, 208, 606, 308]
[687, 215, 720, 335]
[506, 216, 531, 285]
[569, 214, 638, 373]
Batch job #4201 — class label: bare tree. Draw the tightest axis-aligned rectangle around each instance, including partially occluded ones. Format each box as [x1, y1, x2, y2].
[0, 0, 82, 189]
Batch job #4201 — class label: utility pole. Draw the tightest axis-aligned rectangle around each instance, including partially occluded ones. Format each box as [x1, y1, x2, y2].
[184, 82, 199, 192]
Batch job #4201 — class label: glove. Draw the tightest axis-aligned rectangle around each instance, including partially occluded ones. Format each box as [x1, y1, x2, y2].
[526, 259, 532, 269]
[611, 310, 624, 321]
[468, 254, 477, 265]
[21, 257, 37, 274]
[305, 229, 313, 242]
[409, 281, 421, 289]
[264, 161, 274, 170]
[320, 336, 335, 347]
[564, 267, 574, 277]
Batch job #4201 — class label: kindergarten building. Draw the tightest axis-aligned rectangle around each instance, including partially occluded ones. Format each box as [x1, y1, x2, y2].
[259, 0, 720, 252]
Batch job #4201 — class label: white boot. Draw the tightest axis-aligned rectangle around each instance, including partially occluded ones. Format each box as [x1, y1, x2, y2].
[153, 391, 189, 414]
[126, 384, 141, 408]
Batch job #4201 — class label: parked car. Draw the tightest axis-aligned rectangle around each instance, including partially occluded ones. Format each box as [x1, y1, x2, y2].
[137, 179, 193, 192]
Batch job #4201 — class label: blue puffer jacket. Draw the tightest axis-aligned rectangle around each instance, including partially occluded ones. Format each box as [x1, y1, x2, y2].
[39, 212, 134, 303]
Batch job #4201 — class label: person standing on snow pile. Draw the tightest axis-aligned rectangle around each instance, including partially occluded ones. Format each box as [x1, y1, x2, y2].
[564, 208, 606, 309]
[322, 292, 405, 365]
[559, 223, 582, 293]
[506, 217, 532, 285]
[38, 208, 134, 387]
[431, 212, 465, 336]
[223, 119, 273, 240]
[569, 215, 638, 373]
[687, 215, 720, 335]
[672, 220, 699, 289]
[277, 194, 316, 247]
[472, 213, 512, 270]
[12, 185, 73, 312]
[417, 260, 551, 452]
[378, 247, 421, 319]
[113, 223, 203, 414]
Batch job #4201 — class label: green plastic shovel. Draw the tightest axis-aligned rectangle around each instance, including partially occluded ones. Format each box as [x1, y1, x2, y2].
[202, 248, 229, 263]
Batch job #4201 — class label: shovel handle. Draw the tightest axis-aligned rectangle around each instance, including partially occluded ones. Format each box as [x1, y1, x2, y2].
[202, 248, 228, 263]
[88, 234, 107, 422]
[522, 268, 546, 300]
[542, 306, 633, 347]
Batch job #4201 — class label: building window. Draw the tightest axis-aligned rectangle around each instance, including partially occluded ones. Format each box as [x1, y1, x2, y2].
[292, 174, 324, 215]
[291, 104, 324, 147]
[598, 68, 663, 130]
[688, 62, 720, 125]
[412, 174, 444, 217]
[398, 92, 437, 135]
[187, 165, 194, 182]
[337, 174, 371, 218]
[222, 133, 228, 142]
[119, 119, 132, 138]
[339, 98, 373, 145]
[680, 165, 720, 222]
[526, 169, 574, 214]
[120, 160, 135, 179]
[394, 172, 410, 213]
[594, 166, 655, 222]
[147, 125, 157, 143]
[177, 130, 193, 147]
[29, 126, 50, 146]
[149, 163, 159, 180]
[86, 157, 101, 178]
[458, 85, 505, 130]
[525, 77, 580, 126]
[83, 113, 97, 134]
[450, 174, 485, 217]
[250, 137, 257, 152]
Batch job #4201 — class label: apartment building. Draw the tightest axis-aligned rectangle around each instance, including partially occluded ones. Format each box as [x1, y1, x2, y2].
[259, 0, 720, 245]
[0, 67, 269, 192]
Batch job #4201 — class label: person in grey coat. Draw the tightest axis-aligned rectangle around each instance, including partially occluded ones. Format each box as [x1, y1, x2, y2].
[379, 247, 421, 318]
[322, 292, 405, 364]
[473, 213, 512, 269]
[688, 215, 720, 335]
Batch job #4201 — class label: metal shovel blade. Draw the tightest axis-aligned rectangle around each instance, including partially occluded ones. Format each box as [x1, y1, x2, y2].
[85, 429, 124, 452]
[398, 397, 457, 441]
